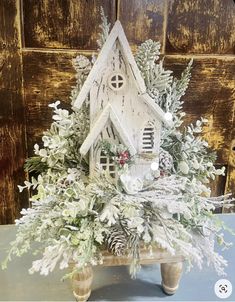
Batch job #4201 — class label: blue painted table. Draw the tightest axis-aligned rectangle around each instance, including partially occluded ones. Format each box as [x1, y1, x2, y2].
[0, 214, 234, 301]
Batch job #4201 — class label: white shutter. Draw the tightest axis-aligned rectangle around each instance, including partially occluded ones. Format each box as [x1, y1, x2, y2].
[142, 123, 155, 153]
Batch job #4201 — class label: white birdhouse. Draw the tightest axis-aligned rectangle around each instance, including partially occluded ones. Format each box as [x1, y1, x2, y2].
[73, 21, 170, 179]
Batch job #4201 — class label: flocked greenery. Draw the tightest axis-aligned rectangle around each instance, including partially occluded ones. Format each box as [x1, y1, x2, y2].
[2, 10, 234, 279]
[100, 140, 133, 169]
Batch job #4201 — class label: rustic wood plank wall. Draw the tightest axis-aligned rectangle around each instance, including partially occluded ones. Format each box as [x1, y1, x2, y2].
[0, 0, 234, 223]
[0, 0, 29, 224]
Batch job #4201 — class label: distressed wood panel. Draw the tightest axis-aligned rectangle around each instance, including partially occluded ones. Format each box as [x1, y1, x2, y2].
[224, 122, 235, 211]
[0, 2, 18, 49]
[164, 56, 235, 164]
[164, 56, 235, 205]
[0, 0, 28, 224]
[22, 0, 116, 49]
[166, 0, 235, 54]
[118, 0, 166, 51]
[22, 51, 92, 153]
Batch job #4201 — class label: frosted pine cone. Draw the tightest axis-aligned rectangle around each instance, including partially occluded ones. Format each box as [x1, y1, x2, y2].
[159, 148, 173, 171]
[72, 55, 91, 74]
[105, 228, 127, 256]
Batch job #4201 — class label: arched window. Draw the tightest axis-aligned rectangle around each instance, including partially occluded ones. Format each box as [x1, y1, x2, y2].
[141, 123, 155, 153]
[99, 151, 116, 178]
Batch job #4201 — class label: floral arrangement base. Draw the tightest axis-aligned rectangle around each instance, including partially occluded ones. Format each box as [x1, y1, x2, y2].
[71, 247, 184, 302]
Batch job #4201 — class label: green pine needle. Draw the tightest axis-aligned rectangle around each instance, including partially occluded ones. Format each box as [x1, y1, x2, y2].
[24, 156, 48, 173]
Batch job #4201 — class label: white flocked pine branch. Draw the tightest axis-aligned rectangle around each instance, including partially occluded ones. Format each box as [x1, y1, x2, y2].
[97, 7, 110, 51]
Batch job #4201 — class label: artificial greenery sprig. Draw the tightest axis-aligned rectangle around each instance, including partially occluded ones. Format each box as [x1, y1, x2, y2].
[99, 140, 134, 169]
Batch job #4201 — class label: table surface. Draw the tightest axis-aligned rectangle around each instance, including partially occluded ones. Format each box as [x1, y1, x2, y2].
[0, 214, 235, 302]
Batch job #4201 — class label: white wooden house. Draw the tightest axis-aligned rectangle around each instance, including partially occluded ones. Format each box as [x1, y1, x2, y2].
[73, 21, 170, 179]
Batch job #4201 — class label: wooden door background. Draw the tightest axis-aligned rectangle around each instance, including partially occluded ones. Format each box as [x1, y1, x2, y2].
[0, 0, 235, 224]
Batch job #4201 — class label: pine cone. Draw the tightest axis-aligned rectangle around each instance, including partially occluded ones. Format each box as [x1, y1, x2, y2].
[120, 219, 134, 237]
[159, 148, 173, 171]
[105, 227, 127, 256]
[72, 55, 91, 74]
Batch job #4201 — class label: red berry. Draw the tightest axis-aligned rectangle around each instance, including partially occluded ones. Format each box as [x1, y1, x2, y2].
[119, 159, 125, 165]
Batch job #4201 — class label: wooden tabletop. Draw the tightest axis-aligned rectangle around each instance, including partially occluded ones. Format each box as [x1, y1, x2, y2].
[0, 214, 235, 301]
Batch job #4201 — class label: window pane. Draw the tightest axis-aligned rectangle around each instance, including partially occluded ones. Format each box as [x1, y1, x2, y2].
[99, 151, 116, 178]
[100, 157, 107, 164]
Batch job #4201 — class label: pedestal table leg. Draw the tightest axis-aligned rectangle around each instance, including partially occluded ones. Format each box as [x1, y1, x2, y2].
[160, 262, 183, 295]
[72, 265, 93, 302]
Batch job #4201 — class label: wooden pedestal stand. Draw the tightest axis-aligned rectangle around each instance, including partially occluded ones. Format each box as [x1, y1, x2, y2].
[71, 246, 184, 302]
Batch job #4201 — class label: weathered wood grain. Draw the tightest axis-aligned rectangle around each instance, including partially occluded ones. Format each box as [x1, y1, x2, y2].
[22, 51, 92, 153]
[0, 0, 28, 224]
[166, 0, 235, 54]
[161, 262, 183, 295]
[224, 121, 235, 211]
[0, 3, 18, 49]
[164, 56, 235, 203]
[22, 0, 116, 49]
[72, 265, 93, 302]
[164, 56, 235, 164]
[71, 246, 184, 301]
[118, 0, 166, 51]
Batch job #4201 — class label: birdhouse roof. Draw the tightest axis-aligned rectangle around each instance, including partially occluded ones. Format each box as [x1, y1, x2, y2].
[73, 20, 170, 126]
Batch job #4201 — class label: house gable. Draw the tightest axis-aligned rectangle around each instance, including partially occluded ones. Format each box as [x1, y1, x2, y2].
[80, 104, 137, 156]
[73, 20, 170, 127]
